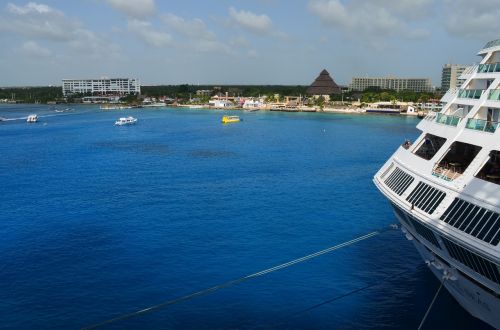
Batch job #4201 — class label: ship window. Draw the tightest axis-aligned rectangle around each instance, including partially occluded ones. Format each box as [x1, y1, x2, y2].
[414, 134, 447, 160]
[440, 198, 500, 246]
[384, 167, 415, 195]
[442, 237, 500, 285]
[391, 203, 413, 229]
[476, 150, 500, 185]
[433, 141, 482, 181]
[406, 215, 440, 248]
[406, 182, 446, 214]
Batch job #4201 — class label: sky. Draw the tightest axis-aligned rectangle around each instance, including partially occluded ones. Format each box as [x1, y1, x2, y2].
[0, 0, 499, 87]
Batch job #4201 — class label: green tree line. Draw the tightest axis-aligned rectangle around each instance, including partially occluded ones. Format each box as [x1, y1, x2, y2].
[0, 85, 440, 104]
[0, 87, 63, 103]
[141, 84, 309, 99]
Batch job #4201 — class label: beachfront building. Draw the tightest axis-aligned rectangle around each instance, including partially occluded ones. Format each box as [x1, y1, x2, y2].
[441, 64, 467, 92]
[242, 98, 265, 109]
[306, 69, 341, 100]
[349, 77, 433, 92]
[209, 94, 234, 108]
[62, 78, 140, 97]
[209, 99, 233, 108]
[196, 89, 212, 97]
[82, 96, 120, 104]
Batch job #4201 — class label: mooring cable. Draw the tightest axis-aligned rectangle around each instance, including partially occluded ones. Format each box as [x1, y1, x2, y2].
[257, 263, 425, 329]
[417, 278, 444, 330]
[83, 225, 398, 329]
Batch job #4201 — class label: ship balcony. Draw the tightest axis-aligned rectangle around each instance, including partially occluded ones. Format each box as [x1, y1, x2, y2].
[435, 113, 463, 127]
[457, 89, 485, 100]
[465, 118, 499, 133]
[440, 88, 458, 103]
[459, 65, 478, 80]
[423, 111, 438, 121]
[432, 163, 463, 181]
[488, 89, 500, 101]
[476, 150, 500, 185]
[477, 62, 500, 73]
[432, 141, 482, 181]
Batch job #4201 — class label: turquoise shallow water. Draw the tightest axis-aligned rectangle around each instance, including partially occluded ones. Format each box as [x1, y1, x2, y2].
[0, 105, 490, 329]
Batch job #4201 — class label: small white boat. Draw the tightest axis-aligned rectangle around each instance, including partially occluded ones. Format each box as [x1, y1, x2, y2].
[26, 114, 38, 123]
[115, 116, 137, 126]
[143, 102, 167, 107]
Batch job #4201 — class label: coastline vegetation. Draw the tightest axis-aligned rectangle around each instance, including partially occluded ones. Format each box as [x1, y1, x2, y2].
[0, 86, 63, 104]
[0, 85, 441, 104]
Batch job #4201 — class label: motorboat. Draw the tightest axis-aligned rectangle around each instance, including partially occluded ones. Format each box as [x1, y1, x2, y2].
[115, 116, 138, 126]
[221, 115, 240, 124]
[26, 114, 38, 123]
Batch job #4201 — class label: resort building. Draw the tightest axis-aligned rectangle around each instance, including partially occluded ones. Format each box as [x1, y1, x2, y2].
[196, 89, 212, 97]
[62, 78, 140, 96]
[349, 77, 433, 92]
[306, 69, 341, 99]
[242, 98, 265, 109]
[441, 64, 467, 92]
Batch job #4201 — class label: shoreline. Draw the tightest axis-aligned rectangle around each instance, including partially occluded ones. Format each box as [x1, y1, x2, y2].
[0, 102, 421, 117]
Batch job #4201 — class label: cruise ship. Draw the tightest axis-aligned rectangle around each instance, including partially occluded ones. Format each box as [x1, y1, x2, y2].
[374, 40, 500, 328]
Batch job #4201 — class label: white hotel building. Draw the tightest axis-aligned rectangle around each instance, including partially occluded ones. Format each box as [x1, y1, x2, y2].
[62, 78, 140, 97]
[349, 77, 433, 92]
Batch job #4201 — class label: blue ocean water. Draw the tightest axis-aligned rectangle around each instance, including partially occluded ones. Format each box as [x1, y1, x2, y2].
[0, 105, 491, 329]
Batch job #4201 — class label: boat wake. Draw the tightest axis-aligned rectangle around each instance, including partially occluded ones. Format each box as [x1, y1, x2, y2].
[1, 112, 84, 122]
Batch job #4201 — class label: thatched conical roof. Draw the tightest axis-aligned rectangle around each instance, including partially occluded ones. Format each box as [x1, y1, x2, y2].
[306, 69, 341, 95]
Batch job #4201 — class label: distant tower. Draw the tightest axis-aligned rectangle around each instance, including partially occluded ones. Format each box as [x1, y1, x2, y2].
[441, 64, 467, 92]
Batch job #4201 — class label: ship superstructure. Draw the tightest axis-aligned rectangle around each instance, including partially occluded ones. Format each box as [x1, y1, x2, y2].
[374, 40, 500, 328]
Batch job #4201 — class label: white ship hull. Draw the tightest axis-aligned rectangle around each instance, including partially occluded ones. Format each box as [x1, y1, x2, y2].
[391, 206, 500, 327]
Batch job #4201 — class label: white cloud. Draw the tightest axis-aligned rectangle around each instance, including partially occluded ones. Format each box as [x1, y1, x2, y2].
[19, 40, 51, 57]
[319, 36, 329, 44]
[308, 0, 431, 42]
[105, 0, 155, 18]
[69, 29, 121, 59]
[7, 2, 53, 15]
[369, 0, 434, 20]
[247, 49, 259, 58]
[230, 36, 250, 48]
[128, 19, 172, 47]
[0, 2, 121, 59]
[444, 0, 500, 38]
[228, 7, 273, 35]
[162, 13, 215, 40]
[189, 39, 232, 54]
[160, 14, 232, 54]
[1, 2, 78, 41]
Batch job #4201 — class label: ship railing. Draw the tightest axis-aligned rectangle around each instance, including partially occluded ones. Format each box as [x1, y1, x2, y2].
[477, 62, 500, 73]
[435, 113, 462, 126]
[424, 111, 438, 121]
[441, 88, 458, 102]
[480, 39, 500, 51]
[488, 89, 500, 101]
[432, 163, 462, 181]
[459, 65, 478, 78]
[457, 89, 485, 99]
[465, 118, 500, 133]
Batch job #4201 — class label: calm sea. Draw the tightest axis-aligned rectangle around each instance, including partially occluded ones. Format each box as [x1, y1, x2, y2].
[0, 105, 491, 329]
